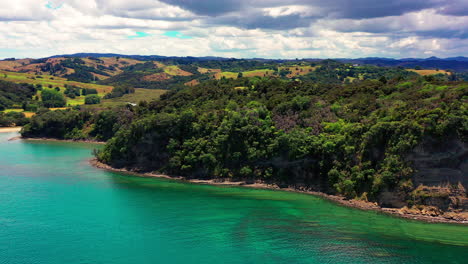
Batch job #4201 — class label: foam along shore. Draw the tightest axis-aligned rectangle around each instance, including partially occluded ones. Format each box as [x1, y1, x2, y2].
[91, 158, 468, 225]
[0, 127, 22, 133]
[22, 137, 105, 144]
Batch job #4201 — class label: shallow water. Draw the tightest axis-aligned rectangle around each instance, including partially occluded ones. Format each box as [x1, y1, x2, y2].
[0, 132, 467, 264]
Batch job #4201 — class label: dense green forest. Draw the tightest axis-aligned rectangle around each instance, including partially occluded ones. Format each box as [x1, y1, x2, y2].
[21, 73, 468, 206]
[0, 80, 37, 111]
[0, 80, 37, 125]
[0, 111, 28, 127]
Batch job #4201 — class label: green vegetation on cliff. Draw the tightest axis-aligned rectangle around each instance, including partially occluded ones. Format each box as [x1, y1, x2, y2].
[21, 73, 467, 207]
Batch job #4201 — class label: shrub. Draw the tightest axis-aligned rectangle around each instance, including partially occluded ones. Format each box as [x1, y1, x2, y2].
[85, 95, 101, 105]
[41, 89, 66, 108]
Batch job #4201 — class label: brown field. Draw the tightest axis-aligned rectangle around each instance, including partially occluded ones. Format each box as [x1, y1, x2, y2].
[407, 69, 452, 76]
[91, 72, 108, 81]
[0, 60, 24, 71]
[243, 69, 275, 78]
[23, 112, 35, 118]
[82, 57, 142, 77]
[0, 59, 33, 71]
[143, 73, 171, 81]
[64, 67, 75, 75]
[154, 62, 166, 68]
[49, 107, 68, 111]
[0, 57, 145, 79]
[198, 67, 222, 74]
[98, 57, 141, 68]
[0, 70, 114, 104]
[185, 79, 200, 86]
[164, 65, 193, 76]
[280, 66, 317, 78]
[3, 109, 36, 118]
[214, 72, 238, 79]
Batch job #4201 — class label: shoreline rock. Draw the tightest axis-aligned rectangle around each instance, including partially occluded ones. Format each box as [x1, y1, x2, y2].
[90, 158, 468, 225]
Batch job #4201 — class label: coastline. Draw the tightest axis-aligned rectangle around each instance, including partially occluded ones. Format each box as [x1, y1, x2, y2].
[21, 137, 105, 144]
[0, 127, 22, 133]
[90, 158, 468, 225]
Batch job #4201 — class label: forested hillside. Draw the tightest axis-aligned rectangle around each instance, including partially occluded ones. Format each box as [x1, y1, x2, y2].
[21, 72, 468, 212]
[0, 80, 37, 126]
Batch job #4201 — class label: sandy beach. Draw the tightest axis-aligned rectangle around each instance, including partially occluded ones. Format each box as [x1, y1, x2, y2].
[0, 127, 22, 133]
[90, 158, 468, 225]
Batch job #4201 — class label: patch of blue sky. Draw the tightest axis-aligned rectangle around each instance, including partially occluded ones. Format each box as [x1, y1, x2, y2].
[0, 48, 20, 59]
[45, 1, 63, 10]
[127, 31, 153, 39]
[163, 31, 192, 39]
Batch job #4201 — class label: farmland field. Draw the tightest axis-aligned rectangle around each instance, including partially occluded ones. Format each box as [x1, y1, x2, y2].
[279, 65, 317, 78]
[214, 71, 240, 79]
[243, 69, 275, 78]
[407, 69, 452, 76]
[0, 70, 113, 93]
[3, 108, 35, 118]
[0, 70, 113, 106]
[83, 88, 166, 108]
[164, 65, 192, 76]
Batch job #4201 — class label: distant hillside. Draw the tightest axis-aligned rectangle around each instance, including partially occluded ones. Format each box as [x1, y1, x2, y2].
[47, 53, 468, 71]
[0, 57, 143, 82]
[47, 53, 231, 62]
[335, 57, 468, 71]
[1, 54, 463, 91]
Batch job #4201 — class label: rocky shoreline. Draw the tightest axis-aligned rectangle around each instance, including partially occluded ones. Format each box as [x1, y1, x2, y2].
[20, 137, 105, 144]
[91, 159, 468, 225]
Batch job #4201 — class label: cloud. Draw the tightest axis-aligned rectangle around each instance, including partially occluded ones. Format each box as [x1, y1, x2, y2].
[323, 9, 468, 39]
[127, 31, 152, 39]
[206, 12, 314, 30]
[95, 0, 196, 21]
[45, 1, 64, 10]
[0, 0, 54, 21]
[0, 0, 467, 59]
[160, 0, 441, 20]
[163, 31, 192, 39]
[159, 0, 242, 16]
[437, 0, 468, 16]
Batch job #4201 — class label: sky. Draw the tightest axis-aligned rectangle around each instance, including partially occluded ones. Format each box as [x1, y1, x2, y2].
[0, 0, 467, 59]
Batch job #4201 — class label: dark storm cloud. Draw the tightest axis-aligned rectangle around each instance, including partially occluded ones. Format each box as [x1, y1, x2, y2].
[206, 13, 314, 30]
[156, 0, 451, 31]
[415, 29, 468, 40]
[438, 0, 468, 16]
[158, 0, 242, 16]
[324, 0, 439, 19]
[160, 0, 442, 19]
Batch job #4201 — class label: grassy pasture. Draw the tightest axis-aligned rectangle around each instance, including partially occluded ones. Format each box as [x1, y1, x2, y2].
[279, 65, 317, 78]
[243, 69, 275, 78]
[164, 65, 193, 76]
[212, 66, 317, 80]
[407, 69, 452, 76]
[214, 72, 239, 79]
[83, 88, 166, 108]
[0, 70, 113, 93]
[198, 67, 222, 74]
[0, 70, 113, 106]
[3, 109, 35, 118]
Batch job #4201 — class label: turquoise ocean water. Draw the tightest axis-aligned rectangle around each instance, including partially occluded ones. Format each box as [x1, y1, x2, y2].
[0, 132, 467, 264]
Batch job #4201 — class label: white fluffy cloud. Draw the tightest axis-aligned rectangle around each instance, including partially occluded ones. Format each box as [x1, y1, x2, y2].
[0, 0, 466, 59]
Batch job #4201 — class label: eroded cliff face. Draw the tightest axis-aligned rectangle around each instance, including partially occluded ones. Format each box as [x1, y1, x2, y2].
[408, 137, 467, 189]
[403, 137, 467, 212]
